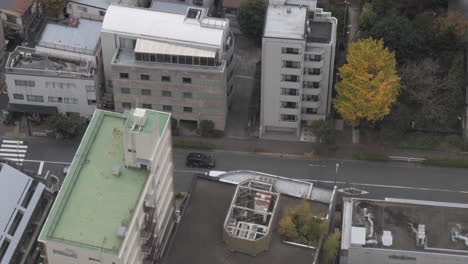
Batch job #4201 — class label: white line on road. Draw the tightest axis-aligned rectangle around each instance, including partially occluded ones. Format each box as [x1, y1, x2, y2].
[2, 140, 24, 144]
[38, 161, 44, 175]
[308, 164, 327, 167]
[234, 75, 255, 80]
[1, 144, 28, 149]
[300, 179, 468, 194]
[0, 153, 25, 157]
[174, 169, 206, 174]
[0, 148, 27, 153]
[19, 159, 71, 165]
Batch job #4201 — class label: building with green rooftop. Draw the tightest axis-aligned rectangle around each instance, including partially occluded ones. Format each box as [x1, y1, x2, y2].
[39, 108, 176, 264]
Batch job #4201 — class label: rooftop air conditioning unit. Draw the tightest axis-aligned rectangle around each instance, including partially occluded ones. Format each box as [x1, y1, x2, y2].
[117, 225, 127, 238]
[112, 165, 121, 176]
[133, 108, 147, 126]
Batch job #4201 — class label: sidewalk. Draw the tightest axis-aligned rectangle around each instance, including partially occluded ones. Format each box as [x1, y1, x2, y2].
[174, 135, 468, 160]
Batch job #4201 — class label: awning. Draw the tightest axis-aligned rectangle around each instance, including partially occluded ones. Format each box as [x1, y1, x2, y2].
[134, 38, 216, 58]
[7, 104, 58, 115]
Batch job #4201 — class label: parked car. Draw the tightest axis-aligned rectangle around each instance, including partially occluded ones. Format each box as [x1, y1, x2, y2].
[186, 152, 215, 168]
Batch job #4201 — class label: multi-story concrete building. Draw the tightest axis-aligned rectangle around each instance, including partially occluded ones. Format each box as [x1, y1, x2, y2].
[341, 198, 468, 264]
[0, 0, 45, 41]
[0, 163, 52, 264]
[5, 46, 100, 118]
[66, 0, 146, 21]
[101, 5, 235, 130]
[39, 108, 176, 264]
[260, 0, 336, 140]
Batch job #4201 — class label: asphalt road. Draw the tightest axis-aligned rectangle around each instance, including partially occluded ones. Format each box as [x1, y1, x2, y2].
[4, 136, 468, 204]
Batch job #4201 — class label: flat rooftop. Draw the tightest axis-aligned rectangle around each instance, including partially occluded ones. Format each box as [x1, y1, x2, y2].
[264, 4, 306, 39]
[150, 0, 191, 14]
[69, 0, 110, 9]
[7, 47, 91, 74]
[307, 21, 332, 43]
[166, 178, 330, 264]
[348, 199, 468, 254]
[38, 19, 102, 55]
[102, 5, 228, 47]
[39, 110, 170, 254]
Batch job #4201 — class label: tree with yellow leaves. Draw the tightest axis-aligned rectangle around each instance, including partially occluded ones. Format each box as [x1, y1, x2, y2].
[333, 38, 401, 127]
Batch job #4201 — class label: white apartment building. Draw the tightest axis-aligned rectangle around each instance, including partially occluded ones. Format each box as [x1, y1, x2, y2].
[5, 46, 100, 117]
[101, 5, 235, 130]
[39, 108, 176, 264]
[260, 0, 336, 139]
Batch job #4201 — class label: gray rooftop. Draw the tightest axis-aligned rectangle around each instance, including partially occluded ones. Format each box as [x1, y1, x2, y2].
[150, 0, 191, 14]
[166, 178, 329, 264]
[307, 21, 332, 43]
[38, 19, 102, 55]
[69, 0, 110, 9]
[0, 163, 45, 264]
[342, 198, 468, 255]
[264, 4, 307, 39]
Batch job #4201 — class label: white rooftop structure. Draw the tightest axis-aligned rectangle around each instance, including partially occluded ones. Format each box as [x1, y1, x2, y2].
[38, 19, 103, 55]
[0, 164, 45, 264]
[69, 0, 111, 9]
[102, 5, 228, 47]
[264, 4, 307, 39]
[150, 0, 191, 14]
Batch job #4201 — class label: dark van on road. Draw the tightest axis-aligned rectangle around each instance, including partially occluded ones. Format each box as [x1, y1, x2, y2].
[186, 152, 215, 168]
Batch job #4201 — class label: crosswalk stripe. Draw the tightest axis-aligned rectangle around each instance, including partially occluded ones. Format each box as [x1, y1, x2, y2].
[2, 158, 25, 162]
[2, 140, 24, 144]
[0, 148, 27, 153]
[1, 144, 28, 149]
[0, 153, 25, 157]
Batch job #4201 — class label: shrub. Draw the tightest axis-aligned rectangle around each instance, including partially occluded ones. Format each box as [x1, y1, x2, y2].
[172, 139, 215, 150]
[45, 113, 87, 138]
[320, 232, 341, 264]
[199, 120, 224, 138]
[423, 158, 468, 168]
[311, 120, 336, 145]
[355, 152, 390, 162]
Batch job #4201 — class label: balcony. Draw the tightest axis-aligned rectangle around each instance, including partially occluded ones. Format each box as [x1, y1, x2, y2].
[302, 100, 320, 108]
[303, 87, 321, 96]
[303, 74, 322, 83]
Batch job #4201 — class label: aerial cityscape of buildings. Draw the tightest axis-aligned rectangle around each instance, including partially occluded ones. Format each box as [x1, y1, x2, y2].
[0, 0, 467, 264]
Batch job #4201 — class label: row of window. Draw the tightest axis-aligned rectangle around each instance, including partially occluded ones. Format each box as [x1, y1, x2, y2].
[121, 102, 193, 113]
[120, 88, 193, 98]
[134, 52, 218, 67]
[280, 109, 319, 122]
[281, 84, 320, 96]
[281, 72, 321, 83]
[120, 73, 192, 84]
[13, 94, 80, 104]
[14, 80, 94, 91]
[280, 97, 319, 109]
[15, 80, 35, 87]
[281, 48, 323, 62]
[46, 82, 76, 89]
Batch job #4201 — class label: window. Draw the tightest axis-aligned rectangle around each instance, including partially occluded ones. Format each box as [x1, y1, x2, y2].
[122, 102, 132, 109]
[15, 80, 35, 87]
[119, 38, 136, 50]
[64, 98, 78, 104]
[46, 82, 76, 89]
[313, 82, 320, 88]
[302, 108, 318, 114]
[281, 114, 297, 122]
[88, 100, 96, 105]
[162, 105, 172, 111]
[281, 88, 298, 96]
[52, 249, 77, 258]
[77, 6, 88, 12]
[183, 107, 193, 112]
[193, 0, 203, 6]
[0, 239, 11, 262]
[89, 257, 101, 263]
[99, 10, 106, 16]
[281, 101, 297, 109]
[182, 77, 192, 84]
[26, 95, 43, 102]
[13, 94, 24, 100]
[310, 54, 321, 61]
[161, 76, 171, 82]
[7, 211, 23, 236]
[303, 95, 319, 101]
[86, 85, 95, 92]
[140, 74, 150, 80]
[281, 47, 299, 54]
[282, 74, 299, 82]
[282, 60, 300, 69]
[6, 14, 16, 24]
[306, 68, 321, 75]
[120, 73, 129, 79]
[142, 104, 152, 109]
[183, 92, 192, 98]
[162, 90, 172, 97]
[48, 96, 62, 103]
[121, 87, 130, 94]
[141, 89, 151, 96]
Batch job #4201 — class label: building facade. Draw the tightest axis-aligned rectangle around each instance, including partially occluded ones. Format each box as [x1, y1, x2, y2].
[5, 46, 100, 118]
[39, 109, 176, 264]
[260, 0, 336, 139]
[66, 0, 145, 21]
[0, 163, 50, 264]
[0, 0, 45, 41]
[101, 5, 235, 130]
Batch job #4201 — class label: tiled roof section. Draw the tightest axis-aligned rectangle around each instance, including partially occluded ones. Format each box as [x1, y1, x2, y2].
[0, 0, 35, 15]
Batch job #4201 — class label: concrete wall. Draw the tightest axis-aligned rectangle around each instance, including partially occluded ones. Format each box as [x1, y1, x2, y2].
[67, 2, 106, 21]
[343, 247, 468, 264]
[5, 73, 98, 117]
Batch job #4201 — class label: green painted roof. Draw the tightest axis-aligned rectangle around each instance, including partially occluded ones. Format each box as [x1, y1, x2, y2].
[39, 109, 170, 254]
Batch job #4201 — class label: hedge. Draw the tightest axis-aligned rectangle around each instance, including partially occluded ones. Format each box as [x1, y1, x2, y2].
[172, 139, 215, 150]
[423, 158, 468, 168]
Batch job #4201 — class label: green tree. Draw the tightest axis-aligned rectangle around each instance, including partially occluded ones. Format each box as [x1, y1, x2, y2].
[45, 113, 86, 138]
[320, 232, 341, 264]
[199, 120, 223, 137]
[40, 0, 64, 18]
[278, 215, 298, 240]
[359, 2, 377, 33]
[237, 0, 266, 40]
[333, 38, 401, 127]
[311, 120, 336, 144]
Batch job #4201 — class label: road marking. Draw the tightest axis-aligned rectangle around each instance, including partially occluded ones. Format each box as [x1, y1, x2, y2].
[301, 179, 468, 194]
[338, 187, 369, 195]
[234, 75, 255, 80]
[308, 164, 327, 167]
[38, 161, 44, 175]
[0, 153, 25, 157]
[1, 144, 28, 149]
[44, 170, 50, 180]
[2, 140, 24, 144]
[0, 148, 27, 153]
[18, 159, 72, 165]
[174, 169, 206, 174]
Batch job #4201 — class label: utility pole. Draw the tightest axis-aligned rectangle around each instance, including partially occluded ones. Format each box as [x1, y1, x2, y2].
[335, 163, 339, 185]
